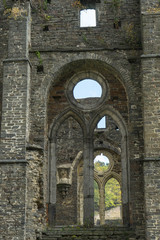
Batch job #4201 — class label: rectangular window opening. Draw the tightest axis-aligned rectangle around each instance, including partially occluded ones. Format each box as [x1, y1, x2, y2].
[80, 9, 96, 27]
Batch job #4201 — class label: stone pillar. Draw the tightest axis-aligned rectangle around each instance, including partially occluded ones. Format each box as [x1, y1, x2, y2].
[83, 137, 94, 225]
[99, 186, 105, 225]
[141, 1, 160, 238]
[48, 140, 57, 225]
[0, 2, 31, 239]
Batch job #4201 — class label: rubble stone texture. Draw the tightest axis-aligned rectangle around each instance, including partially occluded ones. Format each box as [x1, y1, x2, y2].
[0, 0, 160, 239]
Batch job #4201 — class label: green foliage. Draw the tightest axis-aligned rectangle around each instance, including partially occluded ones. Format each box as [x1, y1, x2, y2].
[71, 0, 84, 9]
[111, 0, 122, 9]
[82, 34, 90, 44]
[4, 7, 27, 20]
[43, 0, 48, 10]
[94, 178, 121, 212]
[94, 161, 109, 172]
[105, 178, 121, 209]
[147, 4, 160, 13]
[106, 0, 123, 26]
[94, 181, 99, 211]
[124, 23, 138, 49]
[2, 0, 7, 8]
[36, 51, 43, 65]
[31, 0, 52, 21]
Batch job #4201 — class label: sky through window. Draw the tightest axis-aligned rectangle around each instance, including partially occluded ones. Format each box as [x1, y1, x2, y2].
[73, 79, 102, 99]
[80, 9, 96, 27]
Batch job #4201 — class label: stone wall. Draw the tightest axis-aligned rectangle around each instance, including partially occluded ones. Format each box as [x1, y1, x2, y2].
[0, 1, 10, 132]
[31, 0, 141, 50]
[1, 0, 158, 239]
[0, 2, 31, 240]
[0, 163, 26, 239]
[141, 1, 160, 239]
[25, 148, 45, 240]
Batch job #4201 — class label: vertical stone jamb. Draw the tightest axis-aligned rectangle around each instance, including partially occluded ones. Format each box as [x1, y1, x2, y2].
[121, 135, 130, 226]
[99, 186, 105, 225]
[48, 139, 57, 225]
[83, 137, 94, 225]
[0, 2, 31, 239]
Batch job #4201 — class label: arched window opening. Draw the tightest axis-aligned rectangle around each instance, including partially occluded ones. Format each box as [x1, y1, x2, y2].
[48, 67, 129, 226]
[97, 116, 106, 129]
[67, 72, 108, 110]
[94, 114, 122, 149]
[55, 116, 83, 226]
[94, 153, 110, 172]
[80, 9, 96, 27]
[73, 79, 102, 100]
[94, 180, 100, 225]
[105, 178, 122, 224]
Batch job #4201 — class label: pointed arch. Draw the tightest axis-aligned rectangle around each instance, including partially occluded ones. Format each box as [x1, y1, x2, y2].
[89, 105, 128, 138]
[102, 171, 121, 188]
[49, 108, 87, 141]
[90, 106, 130, 225]
[94, 172, 102, 190]
[48, 109, 86, 225]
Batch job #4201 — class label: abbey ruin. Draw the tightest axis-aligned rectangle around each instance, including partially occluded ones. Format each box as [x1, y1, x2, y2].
[0, 0, 160, 239]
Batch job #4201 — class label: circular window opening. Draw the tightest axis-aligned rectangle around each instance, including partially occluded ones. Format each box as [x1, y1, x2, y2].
[73, 79, 102, 105]
[73, 79, 102, 99]
[66, 72, 109, 110]
[94, 153, 110, 172]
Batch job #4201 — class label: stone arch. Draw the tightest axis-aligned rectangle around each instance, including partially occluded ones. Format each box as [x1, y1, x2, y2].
[90, 106, 129, 225]
[102, 171, 121, 188]
[90, 106, 127, 136]
[94, 149, 115, 174]
[48, 109, 86, 224]
[44, 53, 134, 108]
[45, 54, 132, 226]
[95, 143, 121, 156]
[94, 173, 102, 190]
[103, 174, 122, 223]
[49, 108, 87, 141]
[65, 70, 109, 111]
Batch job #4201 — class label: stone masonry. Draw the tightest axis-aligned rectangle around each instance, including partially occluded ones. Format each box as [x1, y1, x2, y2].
[0, 0, 160, 240]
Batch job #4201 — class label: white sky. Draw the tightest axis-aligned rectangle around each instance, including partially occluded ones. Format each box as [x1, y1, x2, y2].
[73, 79, 102, 99]
[94, 153, 109, 165]
[73, 79, 105, 128]
[80, 9, 96, 27]
[97, 116, 106, 128]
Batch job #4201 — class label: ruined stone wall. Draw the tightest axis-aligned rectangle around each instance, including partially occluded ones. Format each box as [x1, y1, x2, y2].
[31, 0, 141, 50]
[29, 52, 144, 239]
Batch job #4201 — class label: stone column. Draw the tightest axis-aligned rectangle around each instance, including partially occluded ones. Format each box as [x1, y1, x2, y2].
[83, 137, 94, 225]
[99, 186, 105, 225]
[0, 2, 31, 239]
[48, 140, 57, 225]
[141, 1, 160, 238]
